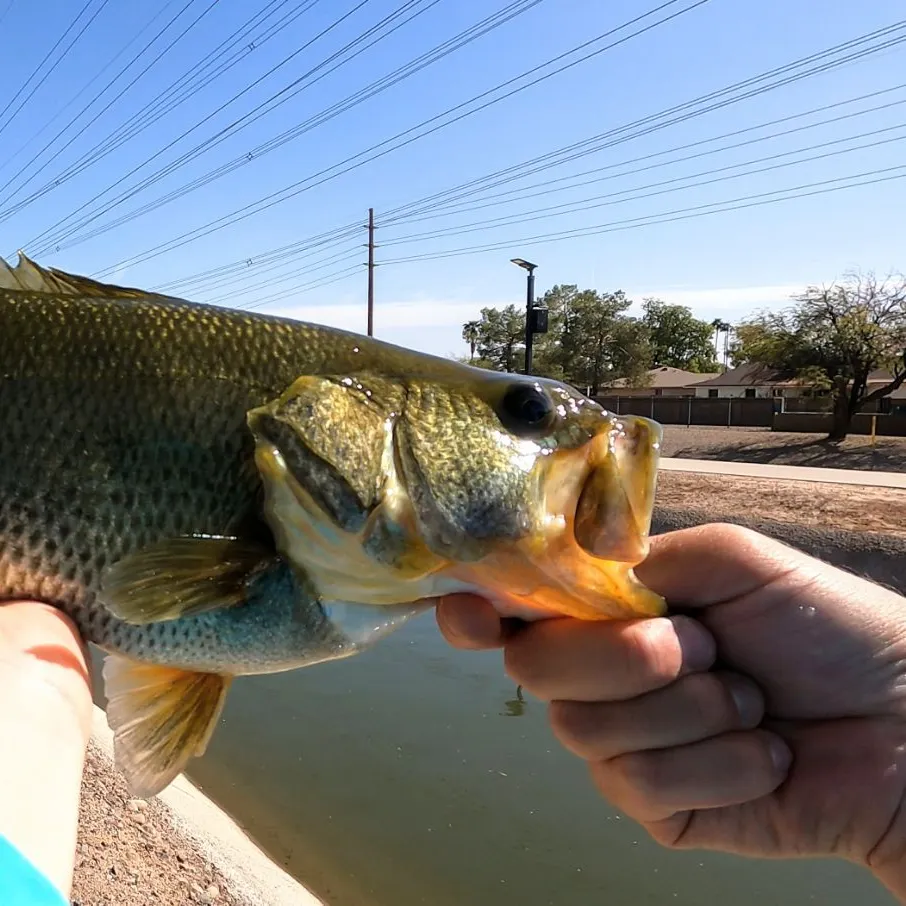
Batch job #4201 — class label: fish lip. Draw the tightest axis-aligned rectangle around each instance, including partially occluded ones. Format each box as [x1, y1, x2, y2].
[571, 415, 662, 564]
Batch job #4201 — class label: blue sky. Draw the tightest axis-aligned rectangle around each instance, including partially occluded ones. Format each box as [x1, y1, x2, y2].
[0, 0, 903, 358]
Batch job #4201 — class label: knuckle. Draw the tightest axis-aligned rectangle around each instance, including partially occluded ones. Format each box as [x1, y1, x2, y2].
[609, 749, 663, 800]
[502, 629, 544, 689]
[681, 672, 742, 731]
[622, 619, 683, 690]
[548, 700, 603, 755]
[705, 522, 762, 547]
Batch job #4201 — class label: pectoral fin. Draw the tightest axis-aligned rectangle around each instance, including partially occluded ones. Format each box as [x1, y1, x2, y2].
[103, 655, 231, 798]
[101, 536, 272, 624]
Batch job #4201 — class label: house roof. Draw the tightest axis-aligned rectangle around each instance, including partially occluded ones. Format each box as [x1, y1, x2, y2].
[689, 363, 794, 388]
[607, 365, 719, 389]
[690, 363, 906, 398]
[869, 369, 906, 399]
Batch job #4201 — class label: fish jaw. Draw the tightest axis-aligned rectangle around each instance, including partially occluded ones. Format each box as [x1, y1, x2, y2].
[444, 415, 666, 622]
[251, 419, 451, 607]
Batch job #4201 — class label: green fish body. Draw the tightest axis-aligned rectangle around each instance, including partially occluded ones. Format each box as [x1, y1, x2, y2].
[0, 255, 665, 796]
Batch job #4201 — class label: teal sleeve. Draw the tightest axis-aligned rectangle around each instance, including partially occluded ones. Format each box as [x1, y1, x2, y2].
[0, 835, 68, 905]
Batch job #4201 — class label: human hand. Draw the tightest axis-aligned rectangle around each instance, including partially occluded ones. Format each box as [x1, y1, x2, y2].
[0, 601, 92, 900]
[437, 523, 906, 900]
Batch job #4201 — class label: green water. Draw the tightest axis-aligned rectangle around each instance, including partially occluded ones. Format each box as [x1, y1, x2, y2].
[146, 615, 897, 906]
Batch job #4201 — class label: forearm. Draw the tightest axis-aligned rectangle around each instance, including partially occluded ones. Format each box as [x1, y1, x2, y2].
[0, 603, 92, 898]
[0, 683, 87, 896]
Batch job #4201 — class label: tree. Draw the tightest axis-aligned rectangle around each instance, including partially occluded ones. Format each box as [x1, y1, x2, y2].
[734, 272, 906, 440]
[474, 304, 525, 373]
[640, 298, 719, 371]
[530, 284, 595, 382]
[711, 318, 731, 370]
[466, 284, 651, 393]
[461, 320, 480, 363]
[536, 285, 649, 395]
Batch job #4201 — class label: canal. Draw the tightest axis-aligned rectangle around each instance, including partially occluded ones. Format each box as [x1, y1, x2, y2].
[139, 612, 899, 905]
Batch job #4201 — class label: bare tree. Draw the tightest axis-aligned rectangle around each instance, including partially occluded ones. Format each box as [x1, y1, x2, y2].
[734, 271, 906, 440]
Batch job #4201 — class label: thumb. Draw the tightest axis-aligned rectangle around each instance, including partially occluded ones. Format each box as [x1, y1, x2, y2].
[636, 523, 809, 608]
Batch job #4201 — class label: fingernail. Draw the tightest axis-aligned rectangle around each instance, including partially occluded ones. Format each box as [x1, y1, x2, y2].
[670, 615, 716, 674]
[768, 735, 793, 773]
[724, 674, 763, 727]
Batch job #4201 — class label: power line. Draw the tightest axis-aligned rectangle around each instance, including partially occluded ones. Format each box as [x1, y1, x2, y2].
[29, 0, 547, 258]
[37, 0, 546, 255]
[386, 86, 906, 222]
[0, 0, 17, 28]
[4, 0, 329, 235]
[376, 165, 906, 265]
[0, 0, 222, 219]
[378, 125, 906, 244]
[202, 132, 906, 308]
[91, 14, 906, 277]
[0, 0, 111, 137]
[380, 21, 906, 222]
[22, 0, 434, 253]
[241, 264, 365, 309]
[198, 244, 363, 303]
[85, 0, 713, 277]
[151, 222, 364, 293]
[0, 0, 184, 181]
[140, 44, 906, 297]
[225, 167, 906, 314]
[182, 103, 906, 302]
[0, 0, 309, 211]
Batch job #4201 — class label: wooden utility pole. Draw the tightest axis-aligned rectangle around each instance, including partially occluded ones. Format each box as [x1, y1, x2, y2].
[366, 207, 375, 336]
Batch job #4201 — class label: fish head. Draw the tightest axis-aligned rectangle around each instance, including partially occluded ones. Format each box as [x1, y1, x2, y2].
[247, 367, 666, 622]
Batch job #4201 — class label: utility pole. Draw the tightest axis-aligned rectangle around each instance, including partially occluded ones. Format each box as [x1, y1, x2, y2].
[366, 207, 375, 337]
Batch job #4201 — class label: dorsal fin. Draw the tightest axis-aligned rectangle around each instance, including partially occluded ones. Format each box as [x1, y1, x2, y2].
[0, 252, 165, 300]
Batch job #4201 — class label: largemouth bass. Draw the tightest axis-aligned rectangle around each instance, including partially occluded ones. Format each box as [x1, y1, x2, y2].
[0, 254, 665, 797]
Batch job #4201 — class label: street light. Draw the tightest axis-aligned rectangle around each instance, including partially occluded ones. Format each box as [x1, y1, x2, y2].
[510, 257, 547, 375]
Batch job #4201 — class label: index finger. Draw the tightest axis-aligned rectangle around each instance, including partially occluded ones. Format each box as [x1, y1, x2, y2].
[436, 594, 507, 650]
[437, 523, 802, 649]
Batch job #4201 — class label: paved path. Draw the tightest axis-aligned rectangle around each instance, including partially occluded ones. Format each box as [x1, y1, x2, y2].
[660, 456, 906, 488]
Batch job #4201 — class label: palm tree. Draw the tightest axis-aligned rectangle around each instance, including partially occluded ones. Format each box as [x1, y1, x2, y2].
[462, 320, 480, 363]
[711, 318, 722, 351]
[710, 318, 731, 371]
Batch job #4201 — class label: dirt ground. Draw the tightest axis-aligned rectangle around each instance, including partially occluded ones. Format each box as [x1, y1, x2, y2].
[659, 425, 906, 472]
[656, 471, 906, 537]
[71, 742, 247, 906]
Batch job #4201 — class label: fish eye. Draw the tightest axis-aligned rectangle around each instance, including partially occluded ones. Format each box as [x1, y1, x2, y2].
[498, 383, 557, 437]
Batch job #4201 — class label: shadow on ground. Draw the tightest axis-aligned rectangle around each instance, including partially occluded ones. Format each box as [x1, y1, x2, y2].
[669, 437, 906, 472]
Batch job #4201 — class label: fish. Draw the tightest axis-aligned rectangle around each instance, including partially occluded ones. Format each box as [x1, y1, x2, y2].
[0, 253, 665, 797]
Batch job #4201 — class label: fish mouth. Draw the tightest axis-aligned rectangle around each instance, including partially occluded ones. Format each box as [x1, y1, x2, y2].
[448, 413, 667, 623]
[572, 414, 662, 563]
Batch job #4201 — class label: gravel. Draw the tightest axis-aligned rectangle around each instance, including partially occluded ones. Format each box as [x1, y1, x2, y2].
[655, 471, 906, 537]
[659, 425, 906, 472]
[71, 743, 249, 906]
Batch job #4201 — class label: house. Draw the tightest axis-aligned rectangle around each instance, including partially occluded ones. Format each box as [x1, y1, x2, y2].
[604, 365, 719, 397]
[688, 364, 806, 399]
[690, 363, 906, 405]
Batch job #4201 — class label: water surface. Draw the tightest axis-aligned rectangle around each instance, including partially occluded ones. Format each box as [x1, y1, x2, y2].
[143, 615, 899, 906]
